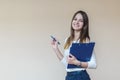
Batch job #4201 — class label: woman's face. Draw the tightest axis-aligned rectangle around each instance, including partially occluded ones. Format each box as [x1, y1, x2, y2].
[72, 13, 84, 31]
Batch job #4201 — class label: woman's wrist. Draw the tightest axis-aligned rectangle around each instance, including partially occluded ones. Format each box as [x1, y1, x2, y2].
[75, 60, 82, 67]
[76, 61, 82, 67]
[53, 46, 58, 50]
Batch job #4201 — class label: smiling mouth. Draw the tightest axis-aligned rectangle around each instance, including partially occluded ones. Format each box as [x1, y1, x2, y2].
[74, 24, 80, 27]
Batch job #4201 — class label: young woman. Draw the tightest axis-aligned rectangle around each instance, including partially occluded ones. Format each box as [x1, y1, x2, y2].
[51, 10, 97, 80]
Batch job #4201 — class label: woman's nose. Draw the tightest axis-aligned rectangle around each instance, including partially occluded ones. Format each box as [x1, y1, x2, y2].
[76, 20, 79, 24]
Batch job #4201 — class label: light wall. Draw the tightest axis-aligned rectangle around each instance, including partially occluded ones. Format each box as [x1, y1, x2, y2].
[0, 0, 120, 80]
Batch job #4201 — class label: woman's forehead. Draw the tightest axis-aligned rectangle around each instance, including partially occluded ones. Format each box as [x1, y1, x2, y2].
[75, 13, 83, 19]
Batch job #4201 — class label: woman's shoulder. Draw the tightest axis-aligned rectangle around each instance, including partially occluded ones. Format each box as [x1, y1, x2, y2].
[64, 36, 70, 43]
[86, 37, 95, 43]
[64, 37, 68, 42]
[84, 37, 90, 43]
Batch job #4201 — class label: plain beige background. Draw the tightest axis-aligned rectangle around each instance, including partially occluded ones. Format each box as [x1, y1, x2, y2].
[0, 0, 120, 80]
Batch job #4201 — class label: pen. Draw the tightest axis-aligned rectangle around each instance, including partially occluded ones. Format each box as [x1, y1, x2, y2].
[50, 35, 60, 45]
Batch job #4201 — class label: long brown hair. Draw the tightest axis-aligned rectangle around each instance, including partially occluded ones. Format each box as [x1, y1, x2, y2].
[64, 10, 90, 49]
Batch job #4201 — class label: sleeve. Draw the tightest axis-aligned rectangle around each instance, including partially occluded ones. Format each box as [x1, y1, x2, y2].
[60, 56, 67, 67]
[60, 37, 68, 67]
[87, 50, 97, 69]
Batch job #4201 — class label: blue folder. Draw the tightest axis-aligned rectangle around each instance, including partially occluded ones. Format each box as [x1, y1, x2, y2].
[67, 42, 95, 69]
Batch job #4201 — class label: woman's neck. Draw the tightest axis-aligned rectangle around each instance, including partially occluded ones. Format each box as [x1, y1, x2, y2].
[74, 31, 81, 41]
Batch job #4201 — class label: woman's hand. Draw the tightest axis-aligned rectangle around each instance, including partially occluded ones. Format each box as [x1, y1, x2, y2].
[51, 39, 58, 49]
[67, 54, 80, 66]
[51, 38, 63, 60]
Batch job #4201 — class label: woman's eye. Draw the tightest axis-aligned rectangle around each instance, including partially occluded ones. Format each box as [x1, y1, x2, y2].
[74, 18, 77, 20]
[79, 19, 83, 22]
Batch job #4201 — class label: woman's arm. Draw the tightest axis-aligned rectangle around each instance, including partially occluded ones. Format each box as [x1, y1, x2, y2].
[68, 51, 97, 69]
[67, 54, 88, 68]
[79, 51, 97, 69]
[87, 51, 97, 69]
[51, 40, 63, 61]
